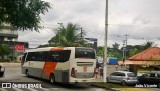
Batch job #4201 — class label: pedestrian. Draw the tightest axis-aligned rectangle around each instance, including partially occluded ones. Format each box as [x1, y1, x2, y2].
[100, 67, 103, 78]
[95, 68, 99, 78]
[115, 65, 118, 70]
[0, 65, 2, 71]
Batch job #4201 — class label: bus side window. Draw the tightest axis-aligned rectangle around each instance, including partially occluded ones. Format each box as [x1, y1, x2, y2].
[50, 50, 71, 62]
[59, 50, 71, 62]
[51, 54, 60, 62]
[38, 52, 50, 61]
[26, 52, 35, 61]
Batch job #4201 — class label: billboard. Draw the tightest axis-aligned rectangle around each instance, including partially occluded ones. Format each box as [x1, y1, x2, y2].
[14, 44, 24, 51]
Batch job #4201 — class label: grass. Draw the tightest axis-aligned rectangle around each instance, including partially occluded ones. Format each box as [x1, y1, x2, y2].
[92, 82, 154, 91]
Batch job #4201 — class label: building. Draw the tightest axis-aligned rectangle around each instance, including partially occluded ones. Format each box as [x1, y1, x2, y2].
[0, 25, 28, 60]
[119, 47, 160, 76]
[0, 25, 18, 41]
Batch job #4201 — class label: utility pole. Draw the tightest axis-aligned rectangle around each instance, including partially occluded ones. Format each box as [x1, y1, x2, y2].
[58, 23, 63, 44]
[122, 40, 125, 63]
[80, 27, 83, 40]
[124, 34, 129, 60]
[124, 34, 129, 47]
[104, 0, 108, 82]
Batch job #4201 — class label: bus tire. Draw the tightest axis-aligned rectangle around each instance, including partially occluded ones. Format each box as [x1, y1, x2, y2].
[25, 70, 29, 77]
[50, 74, 55, 84]
[158, 83, 160, 88]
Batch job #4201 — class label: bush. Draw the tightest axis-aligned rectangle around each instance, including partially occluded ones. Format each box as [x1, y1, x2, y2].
[0, 58, 11, 62]
[9, 56, 17, 61]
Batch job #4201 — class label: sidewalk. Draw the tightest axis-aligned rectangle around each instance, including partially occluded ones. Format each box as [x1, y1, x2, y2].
[91, 78, 154, 91]
[0, 62, 21, 67]
[93, 77, 103, 82]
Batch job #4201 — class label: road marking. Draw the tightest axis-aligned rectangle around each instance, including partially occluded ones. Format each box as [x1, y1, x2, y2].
[0, 88, 8, 91]
[12, 88, 23, 91]
[39, 88, 49, 91]
[26, 88, 38, 91]
[95, 88, 106, 91]
[51, 88, 59, 90]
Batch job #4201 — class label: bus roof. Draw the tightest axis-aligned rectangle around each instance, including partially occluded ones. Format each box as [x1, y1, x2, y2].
[25, 47, 94, 52]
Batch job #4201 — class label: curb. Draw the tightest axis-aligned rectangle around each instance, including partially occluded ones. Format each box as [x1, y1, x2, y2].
[91, 84, 121, 91]
[0, 63, 21, 67]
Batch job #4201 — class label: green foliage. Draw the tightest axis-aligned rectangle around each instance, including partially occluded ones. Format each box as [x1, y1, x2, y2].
[97, 41, 158, 61]
[97, 46, 122, 60]
[126, 41, 156, 58]
[9, 56, 17, 61]
[97, 46, 103, 57]
[112, 42, 120, 49]
[129, 48, 139, 57]
[0, 0, 51, 31]
[48, 23, 86, 47]
[108, 43, 122, 60]
[0, 44, 11, 60]
[108, 50, 122, 60]
[142, 41, 156, 50]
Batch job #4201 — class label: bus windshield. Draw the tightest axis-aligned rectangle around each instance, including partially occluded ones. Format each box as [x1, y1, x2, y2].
[75, 48, 95, 59]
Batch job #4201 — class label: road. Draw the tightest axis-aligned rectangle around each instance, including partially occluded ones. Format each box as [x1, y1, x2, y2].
[0, 64, 109, 91]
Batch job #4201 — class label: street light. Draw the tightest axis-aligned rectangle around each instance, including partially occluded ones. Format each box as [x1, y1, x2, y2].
[103, 0, 108, 82]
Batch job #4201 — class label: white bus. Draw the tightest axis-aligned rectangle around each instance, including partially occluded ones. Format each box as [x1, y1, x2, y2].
[21, 47, 96, 83]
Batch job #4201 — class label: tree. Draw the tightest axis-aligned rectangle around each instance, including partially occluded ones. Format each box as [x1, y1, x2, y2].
[112, 42, 120, 50]
[129, 48, 139, 57]
[0, 0, 51, 31]
[109, 43, 122, 60]
[0, 44, 11, 60]
[97, 46, 103, 57]
[48, 23, 86, 47]
[142, 41, 157, 50]
[111, 51, 122, 60]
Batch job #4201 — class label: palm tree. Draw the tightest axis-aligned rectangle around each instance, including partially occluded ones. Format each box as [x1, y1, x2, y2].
[48, 23, 86, 47]
[142, 41, 157, 50]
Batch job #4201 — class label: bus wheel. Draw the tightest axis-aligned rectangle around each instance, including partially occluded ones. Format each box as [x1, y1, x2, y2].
[25, 70, 29, 77]
[158, 83, 160, 88]
[50, 74, 55, 84]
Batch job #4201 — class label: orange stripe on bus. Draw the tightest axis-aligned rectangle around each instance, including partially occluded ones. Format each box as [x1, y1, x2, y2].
[41, 48, 64, 78]
[41, 62, 57, 78]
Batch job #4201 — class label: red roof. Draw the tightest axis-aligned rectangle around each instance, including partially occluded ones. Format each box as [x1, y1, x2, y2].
[128, 47, 160, 61]
[118, 60, 160, 65]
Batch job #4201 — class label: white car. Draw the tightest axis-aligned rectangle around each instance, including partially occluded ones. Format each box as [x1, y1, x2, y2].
[107, 71, 138, 85]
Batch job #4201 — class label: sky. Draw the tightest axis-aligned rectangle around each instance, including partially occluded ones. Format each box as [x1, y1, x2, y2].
[18, 0, 160, 48]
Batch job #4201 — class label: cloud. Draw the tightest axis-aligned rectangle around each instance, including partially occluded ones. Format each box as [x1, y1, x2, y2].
[18, 0, 160, 48]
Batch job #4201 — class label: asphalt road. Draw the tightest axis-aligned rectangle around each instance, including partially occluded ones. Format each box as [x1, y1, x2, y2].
[0, 65, 109, 91]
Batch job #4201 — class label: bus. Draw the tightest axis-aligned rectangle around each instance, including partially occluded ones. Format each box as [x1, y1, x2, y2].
[21, 47, 96, 83]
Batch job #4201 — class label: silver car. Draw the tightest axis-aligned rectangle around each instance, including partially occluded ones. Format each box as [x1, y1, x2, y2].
[107, 71, 138, 85]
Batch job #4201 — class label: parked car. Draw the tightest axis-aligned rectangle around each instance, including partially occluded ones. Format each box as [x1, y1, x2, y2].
[138, 72, 160, 88]
[107, 71, 138, 86]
